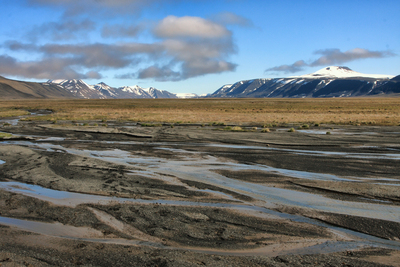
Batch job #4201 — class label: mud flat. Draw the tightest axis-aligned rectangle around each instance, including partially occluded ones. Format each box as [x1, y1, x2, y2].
[1, 115, 400, 266]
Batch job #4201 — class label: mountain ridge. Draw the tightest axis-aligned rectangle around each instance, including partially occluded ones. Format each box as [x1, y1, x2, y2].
[0, 76, 180, 99]
[46, 79, 177, 99]
[210, 66, 399, 98]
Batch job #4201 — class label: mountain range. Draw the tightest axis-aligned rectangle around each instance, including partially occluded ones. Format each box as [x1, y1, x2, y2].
[46, 79, 177, 99]
[210, 66, 400, 98]
[0, 76, 180, 99]
[1, 66, 399, 99]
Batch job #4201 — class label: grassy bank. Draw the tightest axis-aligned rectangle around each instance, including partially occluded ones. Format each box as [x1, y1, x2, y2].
[1, 98, 399, 126]
[0, 107, 30, 118]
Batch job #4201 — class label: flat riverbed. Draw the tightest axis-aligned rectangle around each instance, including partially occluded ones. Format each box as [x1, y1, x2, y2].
[1, 116, 400, 266]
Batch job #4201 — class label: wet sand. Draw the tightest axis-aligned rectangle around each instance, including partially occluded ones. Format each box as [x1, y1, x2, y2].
[0, 116, 400, 266]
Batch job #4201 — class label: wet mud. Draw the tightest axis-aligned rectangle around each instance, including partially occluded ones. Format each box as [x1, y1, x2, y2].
[0, 115, 400, 266]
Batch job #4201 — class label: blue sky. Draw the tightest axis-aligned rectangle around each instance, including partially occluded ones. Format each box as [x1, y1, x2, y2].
[1, 0, 399, 95]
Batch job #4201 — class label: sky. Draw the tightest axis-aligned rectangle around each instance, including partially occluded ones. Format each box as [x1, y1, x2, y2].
[1, 0, 399, 95]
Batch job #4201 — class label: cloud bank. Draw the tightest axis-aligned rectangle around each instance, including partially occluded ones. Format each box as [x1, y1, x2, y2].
[1, 13, 238, 81]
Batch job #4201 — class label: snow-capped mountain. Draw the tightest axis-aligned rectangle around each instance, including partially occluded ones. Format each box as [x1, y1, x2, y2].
[118, 85, 151, 98]
[46, 80, 177, 99]
[93, 82, 120, 98]
[120, 85, 144, 94]
[291, 66, 394, 79]
[210, 66, 398, 98]
[48, 79, 108, 99]
[143, 87, 177, 98]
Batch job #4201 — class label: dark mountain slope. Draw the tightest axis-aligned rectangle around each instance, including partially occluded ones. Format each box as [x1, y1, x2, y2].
[0, 76, 76, 99]
[210, 67, 397, 98]
[368, 75, 400, 96]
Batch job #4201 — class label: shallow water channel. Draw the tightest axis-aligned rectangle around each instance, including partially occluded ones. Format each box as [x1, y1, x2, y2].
[3, 140, 400, 222]
[1, 128, 400, 255]
[1, 180, 400, 256]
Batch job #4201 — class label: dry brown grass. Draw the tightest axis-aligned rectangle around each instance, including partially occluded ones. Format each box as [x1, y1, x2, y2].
[0, 98, 399, 126]
[0, 108, 30, 118]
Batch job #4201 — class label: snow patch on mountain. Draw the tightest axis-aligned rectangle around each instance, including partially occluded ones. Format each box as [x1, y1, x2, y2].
[119, 85, 144, 94]
[291, 66, 394, 79]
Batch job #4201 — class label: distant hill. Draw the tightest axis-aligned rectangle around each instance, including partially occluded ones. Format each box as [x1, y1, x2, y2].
[210, 66, 399, 98]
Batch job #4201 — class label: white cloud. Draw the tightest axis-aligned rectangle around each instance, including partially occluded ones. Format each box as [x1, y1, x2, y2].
[154, 16, 231, 39]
